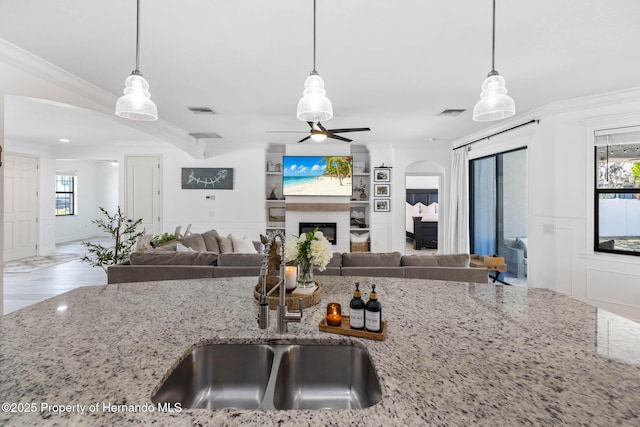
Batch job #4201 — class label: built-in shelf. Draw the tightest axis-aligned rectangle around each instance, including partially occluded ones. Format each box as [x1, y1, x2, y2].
[265, 144, 371, 251]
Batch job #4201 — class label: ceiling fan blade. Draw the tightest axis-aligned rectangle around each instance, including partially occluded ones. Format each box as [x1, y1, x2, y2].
[326, 127, 371, 133]
[327, 133, 352, 143]
[317, 122, 328, 133]
[297, 135, 311, 143]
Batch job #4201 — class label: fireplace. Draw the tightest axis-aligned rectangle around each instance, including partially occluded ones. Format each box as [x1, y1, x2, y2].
[299, 222, 337, 245]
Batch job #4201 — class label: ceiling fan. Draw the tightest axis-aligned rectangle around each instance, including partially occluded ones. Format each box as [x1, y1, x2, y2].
[268, 122, 371, 143]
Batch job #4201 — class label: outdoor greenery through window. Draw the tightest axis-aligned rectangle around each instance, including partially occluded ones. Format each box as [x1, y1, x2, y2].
[594, 128, 640, 256]
[55, 175, 75, 216]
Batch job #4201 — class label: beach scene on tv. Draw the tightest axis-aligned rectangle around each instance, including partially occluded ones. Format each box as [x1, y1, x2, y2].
[282, 156, 353, 196]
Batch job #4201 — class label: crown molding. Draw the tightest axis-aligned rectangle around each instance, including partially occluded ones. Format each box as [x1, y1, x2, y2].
[0, 38, 205, 159]
[453, 87, 640, 149]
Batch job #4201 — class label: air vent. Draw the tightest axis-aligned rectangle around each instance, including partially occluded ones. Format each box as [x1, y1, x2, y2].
[189, 132, 222, 139]
[437, 109, 466, 117]
[187, 107, 217, 115]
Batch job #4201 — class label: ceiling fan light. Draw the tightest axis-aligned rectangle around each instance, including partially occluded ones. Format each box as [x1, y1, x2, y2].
[472, 73, 515, 122]
[297, 74, 333, 122]
[310, 131, 327, 142]
[116, 73, 158, 121]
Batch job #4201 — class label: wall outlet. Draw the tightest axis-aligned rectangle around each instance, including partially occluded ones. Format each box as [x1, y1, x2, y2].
[209, 211, 215, 217]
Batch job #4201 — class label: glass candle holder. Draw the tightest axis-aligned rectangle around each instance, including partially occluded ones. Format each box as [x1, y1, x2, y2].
[326, 302, 342, 326]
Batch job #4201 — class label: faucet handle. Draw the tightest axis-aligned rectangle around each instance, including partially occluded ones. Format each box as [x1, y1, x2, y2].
[298, 298, 304, 316]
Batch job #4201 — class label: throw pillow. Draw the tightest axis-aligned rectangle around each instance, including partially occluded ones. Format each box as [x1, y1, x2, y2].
[350, 232, 370, 243]
[515, 237, 528, 258]
[201, 229, 220, 253]
[230, 234, 258, 254]
[215, 235, 234, 253]
[176, 242, 195, 252]
[406, 202, 420, 217]
[177, 233, 207, 252]
[421, 203, 437, 215]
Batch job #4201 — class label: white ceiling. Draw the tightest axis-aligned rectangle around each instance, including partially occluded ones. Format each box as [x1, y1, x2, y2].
[1, 0, 639, 156]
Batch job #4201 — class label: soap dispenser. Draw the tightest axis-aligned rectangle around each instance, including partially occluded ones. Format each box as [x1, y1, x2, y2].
[365, 284, 382, 333]
[349, 282, 365, 330]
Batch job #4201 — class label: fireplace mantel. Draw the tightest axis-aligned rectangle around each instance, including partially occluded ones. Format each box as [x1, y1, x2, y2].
[286, 203, 350, 212]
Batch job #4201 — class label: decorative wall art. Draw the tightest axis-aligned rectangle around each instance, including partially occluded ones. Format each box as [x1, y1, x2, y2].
[268, 207, 286, 222]
[181, 168, 234, 189]
[374, 184, 390, 197]
[350, 206, 367, 227]
[374, 167, 390, 182]
[374, 199, 390, 212]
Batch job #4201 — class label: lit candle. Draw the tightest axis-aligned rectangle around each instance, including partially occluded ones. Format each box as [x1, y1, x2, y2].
[285, 266, 297, 290]
[326, 302, 342, 326]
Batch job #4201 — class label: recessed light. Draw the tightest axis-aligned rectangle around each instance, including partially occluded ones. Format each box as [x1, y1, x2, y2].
[59, 138, 70, 143]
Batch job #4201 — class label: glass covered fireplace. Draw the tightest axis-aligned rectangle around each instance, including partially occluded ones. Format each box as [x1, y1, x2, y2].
[299, 222, 337, 245]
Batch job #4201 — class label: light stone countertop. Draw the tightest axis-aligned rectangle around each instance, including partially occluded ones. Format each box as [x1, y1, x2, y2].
[1, 276, 640, 426]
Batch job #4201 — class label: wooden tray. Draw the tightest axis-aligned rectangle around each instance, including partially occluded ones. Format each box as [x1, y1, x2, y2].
[318, 315, 386, 341]
[253, 283, 322, 311]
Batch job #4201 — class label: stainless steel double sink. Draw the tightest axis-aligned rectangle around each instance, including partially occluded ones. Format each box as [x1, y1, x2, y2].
[151, 342, 382, 410]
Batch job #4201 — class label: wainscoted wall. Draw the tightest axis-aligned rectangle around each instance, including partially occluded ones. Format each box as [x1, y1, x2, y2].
[455, 88, 640, 321]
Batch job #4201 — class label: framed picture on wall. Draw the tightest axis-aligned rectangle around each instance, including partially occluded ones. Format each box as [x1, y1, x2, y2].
[181, 168, 234, 189]
[268, 207, 286, 222]
[374, 167, 390, 182]
[350, 206, 367, 227]
[374, 184, 390, 198]
[374, 199, 390, 212]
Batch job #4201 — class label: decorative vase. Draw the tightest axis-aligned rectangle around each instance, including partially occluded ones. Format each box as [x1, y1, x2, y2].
[297, 258, 315, 288]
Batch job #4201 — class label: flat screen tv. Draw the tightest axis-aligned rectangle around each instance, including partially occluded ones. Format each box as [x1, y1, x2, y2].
[282, 156, 353, 196]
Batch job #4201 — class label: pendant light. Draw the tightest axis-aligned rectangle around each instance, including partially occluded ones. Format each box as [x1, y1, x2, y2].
[297, 0, 333, 123]
[473, 0, 515, 122]
[115, 0, 158, 121]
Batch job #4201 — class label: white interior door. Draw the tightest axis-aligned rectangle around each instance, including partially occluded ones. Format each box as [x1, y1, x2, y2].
[125, 155, 161, 236]
[4, 153, 39, 261]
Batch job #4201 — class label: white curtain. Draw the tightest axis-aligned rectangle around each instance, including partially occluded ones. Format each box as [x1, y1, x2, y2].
[444, 147, 469, 254]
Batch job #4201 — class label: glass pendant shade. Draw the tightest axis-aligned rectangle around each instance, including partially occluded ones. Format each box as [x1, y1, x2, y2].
[472, 72, 515, 122]
[297, 73, 333, 122]
[116, 73, 158, 121]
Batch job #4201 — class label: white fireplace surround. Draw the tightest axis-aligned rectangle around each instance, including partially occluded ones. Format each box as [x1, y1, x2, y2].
[283, 143, 353, 253]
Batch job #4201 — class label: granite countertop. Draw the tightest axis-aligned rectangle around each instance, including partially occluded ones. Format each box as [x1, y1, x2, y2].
[1, 276, 639, 426]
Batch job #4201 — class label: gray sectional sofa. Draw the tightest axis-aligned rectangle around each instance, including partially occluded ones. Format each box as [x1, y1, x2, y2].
[107, 246, 489, 285]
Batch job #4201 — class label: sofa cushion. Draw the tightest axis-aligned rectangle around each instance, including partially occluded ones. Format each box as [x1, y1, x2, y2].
[230, 234, 259, 254]
[434, 253, 470, 267]
[129, 250, 217, 266]
[327, 252, 343, 268]
[201, 229, 220, 252]
[177, 233, 207, 252]
[401, 255, 439, 267]
[217, 253, 264, 266]
[216, 235, 234, 253]
[342, 252, 402, 267]
[515, 238, 528, 258]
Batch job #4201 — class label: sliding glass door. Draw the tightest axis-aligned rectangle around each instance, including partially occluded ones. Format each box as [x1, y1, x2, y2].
[470, 148, 528, 284]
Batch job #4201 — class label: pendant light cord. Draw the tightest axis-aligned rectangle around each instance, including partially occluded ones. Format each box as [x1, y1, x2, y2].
[491, 0, 496, 72]
[312, 0, 317, 73]
[135, 0, 141, 72]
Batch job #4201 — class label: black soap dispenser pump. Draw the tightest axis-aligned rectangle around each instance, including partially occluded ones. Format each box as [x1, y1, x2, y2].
[349, 282, 365, 330]
[365, 284, 382, 333]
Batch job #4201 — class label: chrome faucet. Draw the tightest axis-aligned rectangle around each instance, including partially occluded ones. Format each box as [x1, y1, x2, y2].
[258, 231, 303, 333]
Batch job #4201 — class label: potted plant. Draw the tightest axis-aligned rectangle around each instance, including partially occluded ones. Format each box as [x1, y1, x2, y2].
[81, 206, 144, 273]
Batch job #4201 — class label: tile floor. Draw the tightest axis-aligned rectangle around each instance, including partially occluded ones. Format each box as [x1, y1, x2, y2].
[3, 237, 113, 315]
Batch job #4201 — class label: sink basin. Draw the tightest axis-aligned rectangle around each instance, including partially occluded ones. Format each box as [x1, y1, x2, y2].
[273, 344, 382, 410]
[152, 342, 381, 411]
[152, 344, 275, 410]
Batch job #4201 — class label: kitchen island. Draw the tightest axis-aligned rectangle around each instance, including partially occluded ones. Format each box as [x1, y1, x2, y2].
[1, 276, 639, 426]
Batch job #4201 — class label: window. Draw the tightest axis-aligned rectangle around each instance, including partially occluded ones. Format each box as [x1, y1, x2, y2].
[55, 174, 75, 216]
[594, 128, 640, 256]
